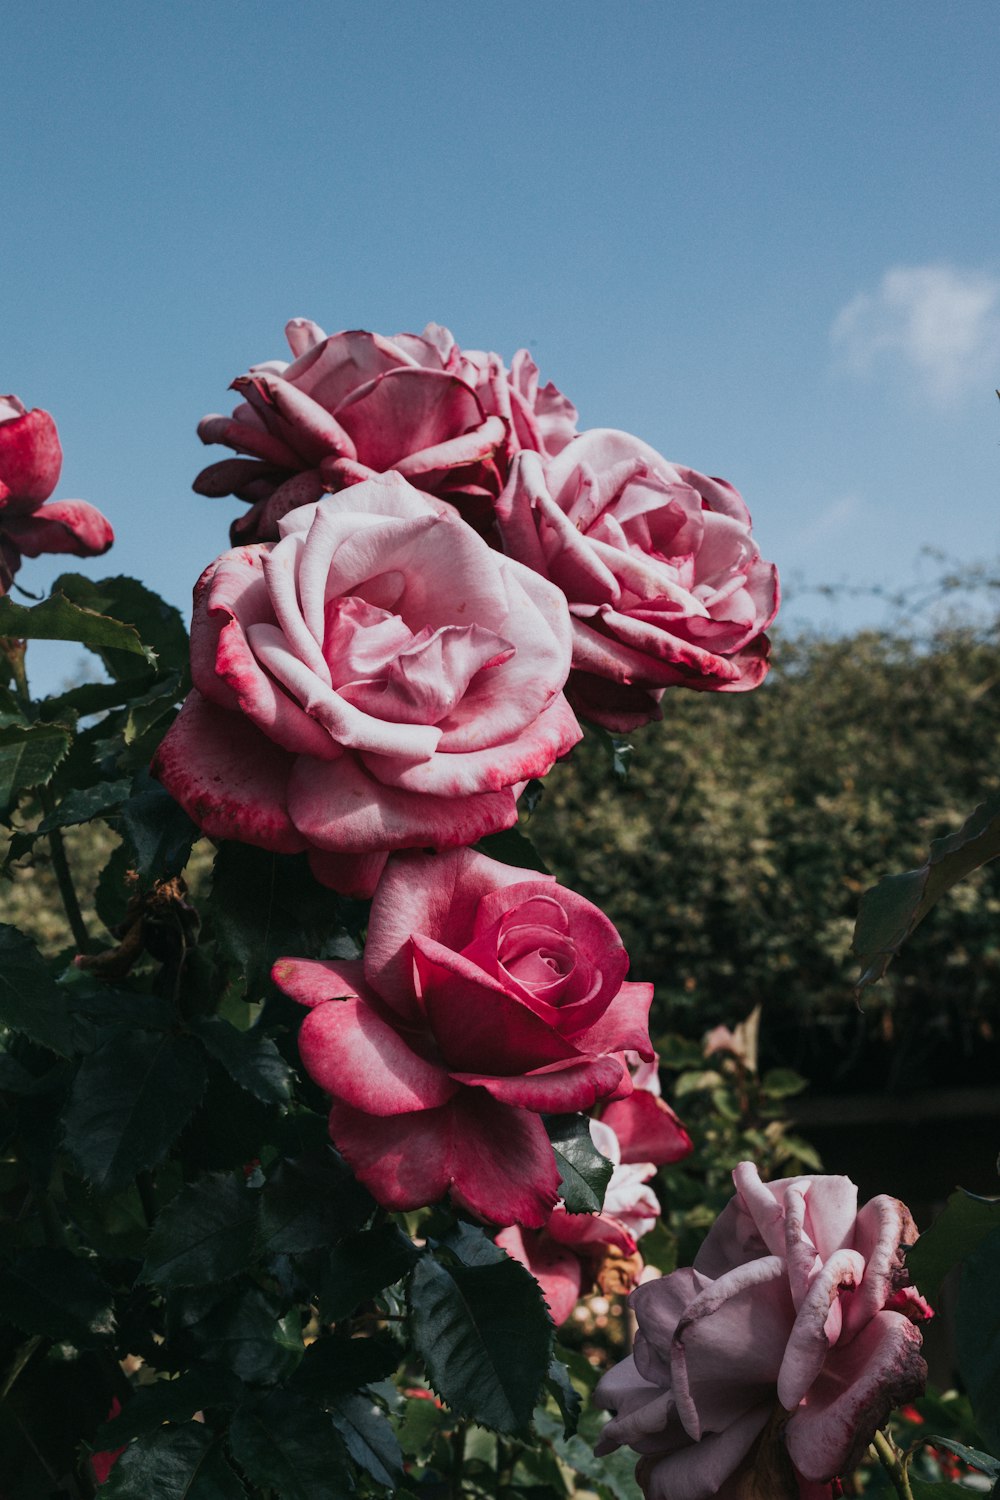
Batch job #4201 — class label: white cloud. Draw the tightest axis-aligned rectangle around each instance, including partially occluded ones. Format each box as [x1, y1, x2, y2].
[831, 263, 1000, 404]
[790, 492, 861, 553]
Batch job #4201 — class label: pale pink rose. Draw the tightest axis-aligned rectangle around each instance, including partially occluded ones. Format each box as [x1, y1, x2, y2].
[496, 434, 779, 730]
[153, 474, 580, 897]
[194, 320, 577, 543]
[0, 396, 113, 593]
[271, 847, 655, 1228]
[496, 1118, 662, 1322]
[595, 1162, 929, 1500]
[599, 1054, 693, 1166]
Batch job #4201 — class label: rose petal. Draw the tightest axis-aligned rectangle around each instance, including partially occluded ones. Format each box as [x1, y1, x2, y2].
[297, 996, 457, 1115]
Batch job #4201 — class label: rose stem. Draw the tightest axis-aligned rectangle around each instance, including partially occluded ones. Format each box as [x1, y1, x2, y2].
[872, 1429, 914, 1500]
[39, 785, 92, 953]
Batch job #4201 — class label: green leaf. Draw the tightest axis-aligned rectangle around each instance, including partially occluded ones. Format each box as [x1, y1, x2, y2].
[853, 792, 1000, 990]
[532, 1409, 640, 1500]
[51, 573, 187, 677]
[907, 1188, 1000, 1303]
[0, 924, 79, 1056]
[474, 824, 552, 874]
[62, 1030, 208, 1191]
[956, 1223, 1000, 1452]
[291, 1331, 401, 1402]
[918, 1435, 1000, 1478]
[37, 777, 130, 832]
[95, 1367, 244, 1446]
[0, 722, 72, 816]
[191, 1016, 294, 1107]
[760, 1067, 807, 1099]
[408, 1248, 554, 1435]
[440, 1221, 508, 1267]
[174, 1284, 303, 1384]
[140, 1172, 261, 1289]
[100, 1424, 246, 1499]
[0, 1246, 115, 1347]
[227, 1388, 353, 1500]
[120, 772, 199, 885]
[320, 1222, 419, 1323]
[546, 1356, 583, 1438]
[330, 1391, 404, 1489]
[911, 1485, 978, 1499]
[259, 1147, 374, 1259]
[396, 1392, 448, 1456]
[0, 590, 155, 664]
[546, 1113, 613, 1214]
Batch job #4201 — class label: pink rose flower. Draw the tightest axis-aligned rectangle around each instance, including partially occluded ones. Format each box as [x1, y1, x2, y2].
[0, 396, 113, 593]
[495, 433, 779, 730]
[153, 473, 580, 897]
[595, 1162, 929, 1500]
[497, 1118, 662, 1322]
[194, 320, 577, 543]
[271, 847, 655, 1227]
[599, 1053, 693, 1166]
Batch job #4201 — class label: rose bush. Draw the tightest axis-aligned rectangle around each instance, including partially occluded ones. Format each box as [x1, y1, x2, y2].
[194, 319, 577, 542]
[495, 433, 779, 729]
[153, 472, 580, 896]
[271, 846, 655, 1227]
[0, 395, 113, 593]
[497, 1118, 663, 1323]
[594, 1161, 929, 1499]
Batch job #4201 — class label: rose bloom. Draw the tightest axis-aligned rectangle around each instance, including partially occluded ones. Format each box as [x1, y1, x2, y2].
[153, 473, 580, 897]
[0, 396, 113, 593]
[194, 319, 577, 543]
[497, 1118, 662, 1323]
[598, 1054, 693, 1166]
[271, 847, 655, 1227]
[595, 1162, 930, 1500]
[495, 433, 779, 730]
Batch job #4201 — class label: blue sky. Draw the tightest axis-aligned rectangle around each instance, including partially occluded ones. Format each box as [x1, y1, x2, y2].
[3, 1, 999, 693]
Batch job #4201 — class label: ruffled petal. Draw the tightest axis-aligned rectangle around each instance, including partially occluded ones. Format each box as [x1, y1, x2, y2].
[297, 996, 457, 1115]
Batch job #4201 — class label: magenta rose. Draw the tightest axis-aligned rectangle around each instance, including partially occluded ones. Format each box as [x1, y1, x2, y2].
[0, 396, 113, 593]
[497, 1118, 662, 1323]
[194, 319, 577, 543]
[153, 473, 580, 897]
[595, 1162, 930, 1500]
[495, 433, 779, 730]
[271, 847, 655, 1227]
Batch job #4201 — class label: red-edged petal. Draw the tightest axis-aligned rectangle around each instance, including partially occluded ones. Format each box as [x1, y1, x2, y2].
[326, 1089, 561, 1226]
[0, 406, 61, 503]
[2, 499, 113, 557]
[271, 956, 370, 1008]
[601, 1090, 693, 1165]
[297, 997, 456, 1115]
[451, 1053, 624, 1113]
[287, 751, 517, 853]
[784, 1312, 927, 1481]
[335, 368, 487, 471]
[152, 691, 306, 854]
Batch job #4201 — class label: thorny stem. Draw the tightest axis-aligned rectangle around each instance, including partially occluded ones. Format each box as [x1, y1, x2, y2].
[38, 785, 92, 953]
[449, 1422, 466, 1500]
[2, 636, 31, 710]
[872, 1429, 914, 1500]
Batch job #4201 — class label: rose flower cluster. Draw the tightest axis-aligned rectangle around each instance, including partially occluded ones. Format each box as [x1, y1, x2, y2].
[151, 320, 923, 1487]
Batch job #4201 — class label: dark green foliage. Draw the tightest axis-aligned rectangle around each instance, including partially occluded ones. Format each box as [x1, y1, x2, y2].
[319, 1222, 419, 1321]
[0, 586, 156, 666]
[62, 1030, 208, 1190]
[907, 1188, 1000, 1302]
[0, 721, 72, 816]
[546, 1113, 613, 1213]
[529, 625, 1000, 1089]
[140, 1172, 261, 1288]
[330, 1392, 404, 1488]
[408, 1248, 554, 1435]
[101, 1424, 247, 1499]
[227, 1389, 354, 1499]
[0, 1246, 115, 1346]
[95, 1367, 244, 1444]
[0, 923, 81, 1055]
[956, 1224, 1000, 1452]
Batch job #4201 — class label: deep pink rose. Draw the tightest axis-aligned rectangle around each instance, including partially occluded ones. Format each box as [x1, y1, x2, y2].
[595, 1162, 929, 1500]
[599, 1054, 693, 1166]
[0, 396, 113, 593]
[496, 433, 779, 730]
[497, 1118, 661, 1322]
[271, 847, 655, 1227]
[194, 320, 577, 543]
[153, 473, 580, 897]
